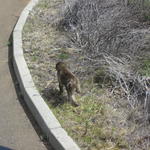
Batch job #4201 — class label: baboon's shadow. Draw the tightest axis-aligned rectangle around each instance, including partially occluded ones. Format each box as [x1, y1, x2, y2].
[42, 87, 68, 107]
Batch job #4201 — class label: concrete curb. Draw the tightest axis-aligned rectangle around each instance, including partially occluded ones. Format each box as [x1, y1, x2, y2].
[12, 0, 80, 150]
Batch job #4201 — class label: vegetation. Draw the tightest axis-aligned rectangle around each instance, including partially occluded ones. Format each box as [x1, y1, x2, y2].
[139, 58, 150, 76]
[23, 0, 150, 149]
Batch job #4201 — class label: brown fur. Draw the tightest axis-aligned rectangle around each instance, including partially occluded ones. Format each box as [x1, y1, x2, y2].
[56, 62, 81, 106]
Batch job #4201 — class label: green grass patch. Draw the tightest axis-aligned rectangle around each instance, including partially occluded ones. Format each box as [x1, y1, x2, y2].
[139, 58, 150, 77]
[143, 12, 150, 21]
[47, 79, 128, 149]
[31, 55, 38, 62]
[58, 52, 70, 60]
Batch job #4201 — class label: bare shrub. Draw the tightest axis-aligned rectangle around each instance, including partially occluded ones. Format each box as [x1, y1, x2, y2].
[83, 53, 150, 122]
[103, 54, 150, 120]
[57, 0, 150, 58]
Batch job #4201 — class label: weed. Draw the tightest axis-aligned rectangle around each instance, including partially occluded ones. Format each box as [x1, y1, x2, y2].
[31, 55, 37, 62]
[139, 58, 150, 76]
[58, 52, 69, 60]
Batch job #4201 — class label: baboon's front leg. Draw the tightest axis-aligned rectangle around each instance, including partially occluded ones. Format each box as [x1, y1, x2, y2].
[57, 72, 64, 94]
[59, 83, 64, 94]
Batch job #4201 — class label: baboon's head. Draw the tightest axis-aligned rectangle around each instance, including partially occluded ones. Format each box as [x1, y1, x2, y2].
[56, 62, 67, 71]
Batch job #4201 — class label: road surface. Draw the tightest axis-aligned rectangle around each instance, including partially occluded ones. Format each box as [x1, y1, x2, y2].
[0, 0, 53, 149]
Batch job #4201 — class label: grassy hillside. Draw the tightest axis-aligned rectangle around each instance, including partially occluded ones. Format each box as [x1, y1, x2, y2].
[23, 0, 150, 149]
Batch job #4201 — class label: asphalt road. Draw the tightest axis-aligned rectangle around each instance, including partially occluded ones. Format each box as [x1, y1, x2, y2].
[0, 0, 53, 149]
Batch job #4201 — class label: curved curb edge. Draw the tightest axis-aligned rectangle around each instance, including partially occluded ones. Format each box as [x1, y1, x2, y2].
[12, 0, 80, 150]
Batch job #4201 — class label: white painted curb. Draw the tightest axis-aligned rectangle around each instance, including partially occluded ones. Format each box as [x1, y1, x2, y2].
[12, 0, 80, 150]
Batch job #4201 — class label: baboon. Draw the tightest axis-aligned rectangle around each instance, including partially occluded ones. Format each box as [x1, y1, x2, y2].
[56, 62, 81, 106]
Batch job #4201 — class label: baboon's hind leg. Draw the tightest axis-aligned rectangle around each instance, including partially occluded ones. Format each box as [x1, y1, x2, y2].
[67, 87, 79, 107]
